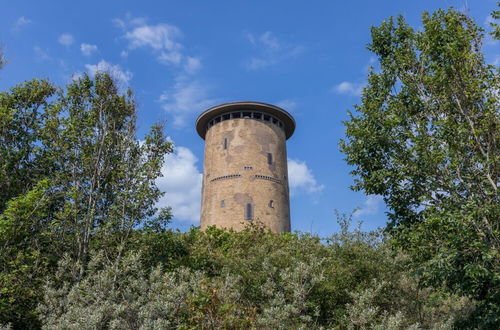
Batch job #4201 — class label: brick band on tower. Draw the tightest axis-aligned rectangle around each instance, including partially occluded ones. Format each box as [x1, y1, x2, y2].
[196, 101, 295, 232]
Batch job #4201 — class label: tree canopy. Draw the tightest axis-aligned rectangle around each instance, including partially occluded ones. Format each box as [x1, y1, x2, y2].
[0, 73, 172, 328]
[340, 8, 499, 326]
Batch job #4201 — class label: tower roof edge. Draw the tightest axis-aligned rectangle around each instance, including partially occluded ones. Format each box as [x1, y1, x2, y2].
[196, 101, 296, 140]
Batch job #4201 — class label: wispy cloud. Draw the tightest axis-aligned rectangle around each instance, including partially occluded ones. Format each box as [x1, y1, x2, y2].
[333, 81, 364, 96]
[184, 56, 202, 74]
[245, 31, 303, 70]
[156, 146, 202, 223]
[288, 158, 324, 195]
[160, 78, 217, 127]
[114, 15, 210, 126]
[112, 14, 147, 31]
[353, 195, 384, 218]
[58, 33, 74, 46]
[85, 60, 132, 87]
[117, 17, 201, 74]
[125, 23, 182, 51]
[13, 16, 31, 31]
[33, 46, 51, 62]
[80, 43, 98, 56]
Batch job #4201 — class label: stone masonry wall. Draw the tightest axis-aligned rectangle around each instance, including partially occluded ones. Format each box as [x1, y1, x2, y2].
[200, 117, 291, 232]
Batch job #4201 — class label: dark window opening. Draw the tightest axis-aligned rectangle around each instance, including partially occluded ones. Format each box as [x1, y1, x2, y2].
[269, 200, 274, 208]
[267, 153, 273, 165]
[243, 112, 252, 118]
[222, 114, 230, 120]
[221, 200, 225, 207]
[245, 203, 253, 220]
[272, 118, 278, 124]
[253, 112, 262, 119]
[232, 112, 241, 118]
[215, 117, 221, 123]
[223, 138, 228, 150]
[263, 114, 270, 121]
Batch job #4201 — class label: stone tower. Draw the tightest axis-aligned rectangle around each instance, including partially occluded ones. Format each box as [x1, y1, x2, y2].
[196, 101, 295, 233]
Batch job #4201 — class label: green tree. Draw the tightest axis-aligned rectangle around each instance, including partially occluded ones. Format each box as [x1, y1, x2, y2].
[490, 2, 500, 40]
[0, 73, 173, 328]
[0, 180, 56, 329]
[340, 8, 499, 327]
[0, 79, 56, 212]
[41, 73, 173, 266]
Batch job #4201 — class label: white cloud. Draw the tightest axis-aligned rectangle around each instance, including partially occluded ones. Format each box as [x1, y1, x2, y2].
[158, 51, 183, 65]
[287, 158, 324, 194]
[245, 31, 303, 70]
[333, 81, 364, 96]
[125, 23, 182, 51]
[184, 56, 202, 74]
[120, 20, 202, 74]
[259, 31, 280, 50]
[160, 78, 217, 127]
[14, 16, 31, 30]
[58, 33, 74, 46]
[156, 146, 202, 223]
[85, 60, 133, 87]
[116, 16, 209, 125]
[353, 195, 384, 218]
[112, 18, 127, 30]
[80, 43, 98, 56]
[33, 46, 50, 62]
[112, 14, 146, 30]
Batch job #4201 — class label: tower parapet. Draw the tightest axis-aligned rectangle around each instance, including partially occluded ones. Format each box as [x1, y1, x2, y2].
[197, 101, 295, 232]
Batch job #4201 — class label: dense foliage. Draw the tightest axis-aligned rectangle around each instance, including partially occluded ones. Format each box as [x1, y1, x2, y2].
[340, 8, 499, 328]
[37, 219, 471, 329]
[0, 74, 172, 328]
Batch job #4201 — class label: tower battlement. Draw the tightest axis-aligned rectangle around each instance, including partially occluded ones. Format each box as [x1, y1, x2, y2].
[197, 101, 295, 232]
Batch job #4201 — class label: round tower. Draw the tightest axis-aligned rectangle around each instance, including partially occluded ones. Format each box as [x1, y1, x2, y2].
[196, 101, 295, 233]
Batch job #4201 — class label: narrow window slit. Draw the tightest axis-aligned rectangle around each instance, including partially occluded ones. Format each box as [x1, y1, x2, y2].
[245, 203, 253, 220]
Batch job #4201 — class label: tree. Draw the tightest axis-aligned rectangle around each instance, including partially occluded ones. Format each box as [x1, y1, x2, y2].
[0, 73, 173, 328]
[41, 73, 173, 266]
[0, 79, 56, 212]
[340, 8, 499, 327]
[490, 2, 500, 40]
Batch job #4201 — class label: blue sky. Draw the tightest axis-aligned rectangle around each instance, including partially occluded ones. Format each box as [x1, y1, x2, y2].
[1, 0, 498, 236]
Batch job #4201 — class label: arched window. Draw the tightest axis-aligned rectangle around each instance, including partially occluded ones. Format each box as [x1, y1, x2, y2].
[267, 153, 273, 165]
[269, 200, 274, 208]
[245, 203, 253, 220]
